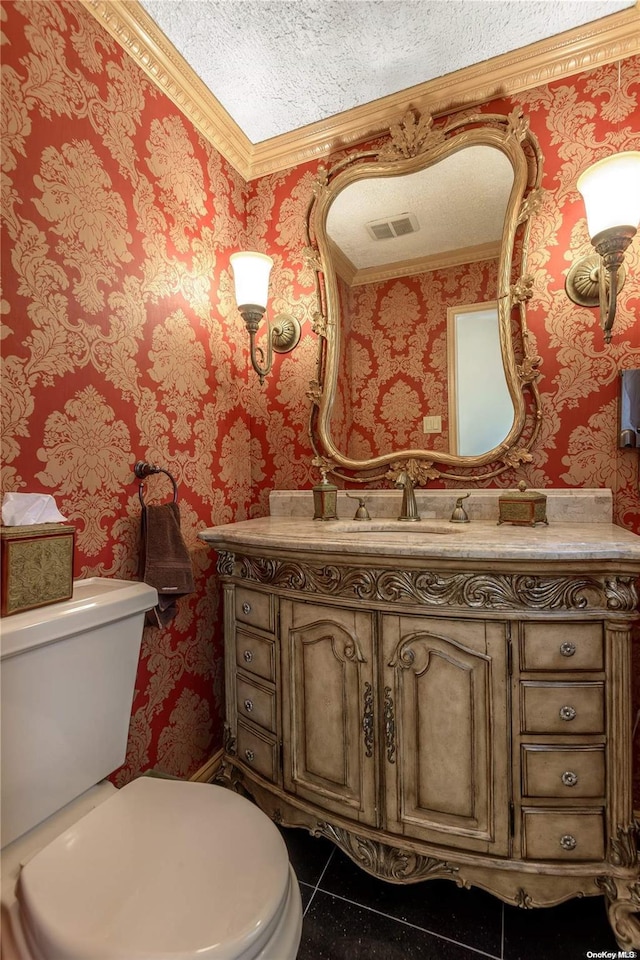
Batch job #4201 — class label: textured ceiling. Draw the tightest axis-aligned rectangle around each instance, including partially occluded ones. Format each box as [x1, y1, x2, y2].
[327, 147, 513, 272]
[139, 0, 634, 143]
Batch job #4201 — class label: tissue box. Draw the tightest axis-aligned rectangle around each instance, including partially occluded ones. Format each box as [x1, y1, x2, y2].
[1, 523, 75, 616]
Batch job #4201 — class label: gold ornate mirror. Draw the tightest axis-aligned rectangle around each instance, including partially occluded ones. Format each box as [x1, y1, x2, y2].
[306, 108, 544, 485]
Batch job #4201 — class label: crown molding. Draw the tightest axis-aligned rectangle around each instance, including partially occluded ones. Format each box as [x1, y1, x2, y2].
[82, 0, 640, 182]
[350, 242, 502, 288]
[329, 240, 357, 286]
[331, 238, 501, 287]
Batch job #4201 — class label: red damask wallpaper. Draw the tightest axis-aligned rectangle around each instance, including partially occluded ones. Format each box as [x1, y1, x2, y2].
[332, 259, 499, 459]
[1, 0, 253, 782]
[2, 1, 639, 797]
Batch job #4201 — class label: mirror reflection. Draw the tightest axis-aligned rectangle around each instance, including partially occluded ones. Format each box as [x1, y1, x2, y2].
[447, 302, 514, 456]
[308, 108, 543, 483]
[326, 146, 513, 284]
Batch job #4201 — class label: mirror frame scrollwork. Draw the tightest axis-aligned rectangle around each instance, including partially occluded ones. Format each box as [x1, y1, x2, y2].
[305, 107, 544, 486]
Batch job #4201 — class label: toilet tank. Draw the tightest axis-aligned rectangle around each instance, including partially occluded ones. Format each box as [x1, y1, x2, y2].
[1, 578, 158, 848]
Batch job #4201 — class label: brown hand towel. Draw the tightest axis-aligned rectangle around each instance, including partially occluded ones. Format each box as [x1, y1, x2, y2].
[140, 502, 195, 627]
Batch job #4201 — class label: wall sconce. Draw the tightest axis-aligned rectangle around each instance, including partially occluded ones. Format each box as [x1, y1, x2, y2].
[565, 151, 640, 343]
[230, 251, 301, 384]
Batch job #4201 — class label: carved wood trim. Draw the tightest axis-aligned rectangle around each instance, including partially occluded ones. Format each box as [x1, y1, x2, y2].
[609, 819, 640, 868]
[217, 551, 235, 576]
[515, 888, 534, 909]
[223, 721, 236, 757]
[81, 0, 640, 179]
[313, 821, 466, 885]
[233, 554, 638, 612]
[596, 875, 640, 950]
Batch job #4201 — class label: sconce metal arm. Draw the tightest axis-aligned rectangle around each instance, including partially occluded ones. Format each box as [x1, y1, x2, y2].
[565, 225, 636, 344]
[239, 305, 301, 385]
[593, 225, 636, 343]
[239, 305, 273, 385]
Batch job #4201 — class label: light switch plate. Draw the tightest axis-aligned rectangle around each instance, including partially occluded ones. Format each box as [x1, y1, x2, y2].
[423, 415, 442, 433]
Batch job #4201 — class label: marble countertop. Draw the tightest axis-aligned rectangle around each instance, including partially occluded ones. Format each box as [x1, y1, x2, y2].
[198, 516, 640, 563]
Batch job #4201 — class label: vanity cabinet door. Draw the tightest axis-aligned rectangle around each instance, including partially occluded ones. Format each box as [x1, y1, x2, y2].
[280, 600, 378, 826]
[381, 615, 510, 855]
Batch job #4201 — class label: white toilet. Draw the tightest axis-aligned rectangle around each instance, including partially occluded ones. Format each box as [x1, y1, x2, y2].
[0, 577, 302, 960]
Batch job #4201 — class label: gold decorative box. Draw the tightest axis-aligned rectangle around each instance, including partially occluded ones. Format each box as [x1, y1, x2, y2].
[1, 523, 75, 617]
[497, 481, 548, 527]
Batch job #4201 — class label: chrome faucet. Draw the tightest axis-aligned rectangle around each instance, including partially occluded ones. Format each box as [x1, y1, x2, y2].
[395, 471, 420, 522]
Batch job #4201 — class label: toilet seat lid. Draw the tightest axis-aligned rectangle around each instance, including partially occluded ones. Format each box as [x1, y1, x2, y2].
[18, 778, 291, 960]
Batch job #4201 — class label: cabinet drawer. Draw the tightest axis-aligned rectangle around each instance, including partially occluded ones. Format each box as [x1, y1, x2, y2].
[235, 627, 276, 682]
[521, 745, 605, 798]
[236, 721, 279, 782]
[235, 586, 275, 633]
[522, 809, 604, 861]
[236, 675, 277, 733]
[521, 682, 604, 734]
[521, 622, 603, 672]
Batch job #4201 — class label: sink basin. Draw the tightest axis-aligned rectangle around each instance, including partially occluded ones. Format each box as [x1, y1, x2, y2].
[323, 520, 463, 535]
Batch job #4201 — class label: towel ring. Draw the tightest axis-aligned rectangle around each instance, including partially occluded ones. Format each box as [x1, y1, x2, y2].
[134, 460, 178, 507]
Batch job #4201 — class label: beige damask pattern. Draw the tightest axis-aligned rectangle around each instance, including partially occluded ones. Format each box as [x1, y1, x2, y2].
[334, 259, 497, 459]
[34, 139, 133, 311]
[1, 0, 252, 781]
[36, 388, 132, 556]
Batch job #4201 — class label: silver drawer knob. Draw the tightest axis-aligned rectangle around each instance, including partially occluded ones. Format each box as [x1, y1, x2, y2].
[242, 601, 252, 615]
[243, 698, 254, 713]
[560, 834, 577, 851]
[243, 650, 254, 663]
[561, 770, 578, 787]
[559, 705, 577, 721]
[560, 641, 576, 657]
[245, 749, 255, 763]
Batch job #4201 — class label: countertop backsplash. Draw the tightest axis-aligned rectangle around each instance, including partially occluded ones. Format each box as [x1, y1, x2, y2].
[269, 488, 613, 524]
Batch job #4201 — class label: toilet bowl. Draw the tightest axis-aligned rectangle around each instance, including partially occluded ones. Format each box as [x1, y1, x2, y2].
[2, 777, 302, 960]
[0, 578, 302, 960]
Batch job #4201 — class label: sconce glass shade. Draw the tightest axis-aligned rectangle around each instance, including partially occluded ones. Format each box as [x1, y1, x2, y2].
[229, 250, 300, 385]
[566, 150, 640, 343]
[230, 251, 273, 311]
[577, 151, 640, 239]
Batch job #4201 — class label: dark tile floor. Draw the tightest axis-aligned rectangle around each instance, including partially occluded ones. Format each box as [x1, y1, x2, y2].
[279, 826, 622, 960]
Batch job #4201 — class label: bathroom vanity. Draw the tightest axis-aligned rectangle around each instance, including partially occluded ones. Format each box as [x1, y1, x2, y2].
[200, 492, 640, 950]
[199, 105, 640, 948]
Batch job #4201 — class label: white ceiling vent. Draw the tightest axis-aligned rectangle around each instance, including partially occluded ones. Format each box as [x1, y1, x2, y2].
[366, 213, 420, 241]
